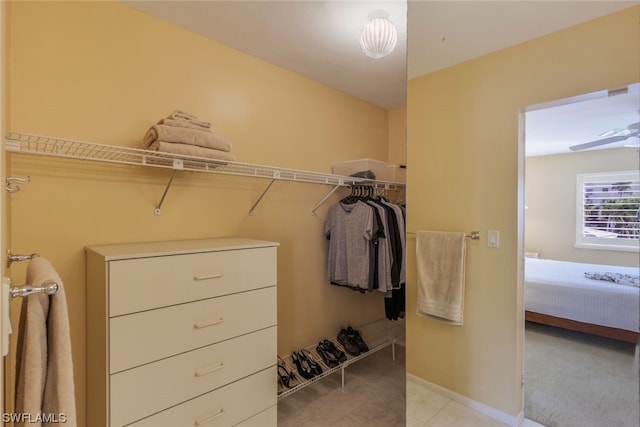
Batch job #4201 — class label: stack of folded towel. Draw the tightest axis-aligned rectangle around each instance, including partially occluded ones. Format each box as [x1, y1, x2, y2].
[143, 110, 236, 162]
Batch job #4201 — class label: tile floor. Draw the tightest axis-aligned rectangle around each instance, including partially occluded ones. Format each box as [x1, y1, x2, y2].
[277, 344, 406, 427]
[278, 344, 526, 427]
[406, 380, 511, 427]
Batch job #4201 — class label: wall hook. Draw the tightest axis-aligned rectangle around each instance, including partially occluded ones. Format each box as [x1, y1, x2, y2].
[6, 250, 39, 268]
[6, 176, 31, 193]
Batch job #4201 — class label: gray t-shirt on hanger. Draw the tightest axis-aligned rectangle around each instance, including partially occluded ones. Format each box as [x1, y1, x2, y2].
[324, 201, 374, 290]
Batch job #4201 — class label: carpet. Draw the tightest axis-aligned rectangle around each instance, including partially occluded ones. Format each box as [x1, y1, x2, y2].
[524, 322, 639, 427]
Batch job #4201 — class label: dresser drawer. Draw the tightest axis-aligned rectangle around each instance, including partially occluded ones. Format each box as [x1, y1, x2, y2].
[235, 405, 276, 427]
[110, 327, 276, 426]
[128, 367, 276, 427]
[109, 246, 277, 316]
[110, 286, 276, 373]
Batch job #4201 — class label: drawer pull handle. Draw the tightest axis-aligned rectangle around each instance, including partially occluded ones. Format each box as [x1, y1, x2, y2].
[195, 362, 224, 377]
[194, 317, 224, 329]
[193, 273, 223, 281]
[195, 409, 224, 426]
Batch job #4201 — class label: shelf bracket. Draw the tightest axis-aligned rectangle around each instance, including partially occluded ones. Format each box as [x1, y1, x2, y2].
[248, 178, 276, 216]
[154, 169, 178, 216]
[311, 184, 342, 216]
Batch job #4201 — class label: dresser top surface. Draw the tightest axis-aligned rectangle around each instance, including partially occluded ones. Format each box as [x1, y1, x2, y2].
[86, 237, 279, 261]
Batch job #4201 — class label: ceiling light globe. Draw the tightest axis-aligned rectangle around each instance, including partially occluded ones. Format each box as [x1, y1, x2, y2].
[360, 17, 397, 59]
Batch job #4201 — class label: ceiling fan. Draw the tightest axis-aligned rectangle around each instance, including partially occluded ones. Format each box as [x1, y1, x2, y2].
[569, 121, 640, 151]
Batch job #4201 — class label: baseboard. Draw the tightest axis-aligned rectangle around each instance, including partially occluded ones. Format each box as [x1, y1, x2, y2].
[407, 373, 521, 427]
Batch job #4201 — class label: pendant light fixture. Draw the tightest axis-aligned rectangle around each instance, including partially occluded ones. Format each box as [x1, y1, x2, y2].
[359, 15, 397, 59]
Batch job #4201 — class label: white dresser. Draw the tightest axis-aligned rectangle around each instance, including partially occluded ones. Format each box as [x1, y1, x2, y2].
[85, 238, 279, 427]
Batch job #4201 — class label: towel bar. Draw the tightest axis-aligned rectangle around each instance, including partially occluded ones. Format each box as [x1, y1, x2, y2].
[407, 231, 480, 240]
[6, 250, 39, 268]
[9, 281, 58, 299]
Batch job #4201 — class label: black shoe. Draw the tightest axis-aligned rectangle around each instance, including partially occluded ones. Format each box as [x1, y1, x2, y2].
[316, 341, 340, 368]
[291, 351, 315, 380]
[337, 329, 361, 356]
[346, 326, 369, 353]
[322, 339, 347, 363]
[277, 363, 297, 389]
[300, 349, 323, 376]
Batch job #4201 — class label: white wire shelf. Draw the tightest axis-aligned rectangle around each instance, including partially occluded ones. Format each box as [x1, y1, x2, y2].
[4, 131, 404, 188]
[5, 131, 404, 215]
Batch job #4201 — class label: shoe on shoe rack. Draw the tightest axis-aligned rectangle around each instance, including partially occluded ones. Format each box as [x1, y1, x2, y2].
[277, 363, 297, 389]
[299, 349, 323, 376]
[346, 326, 369, 353]
[322, 339, 347, 363]
[291, 351, 315, 380]
[337, 329, 361, 356]
[316, 341, 340, 368]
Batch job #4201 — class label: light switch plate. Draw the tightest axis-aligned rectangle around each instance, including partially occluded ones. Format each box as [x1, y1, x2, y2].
[487, 230, 499, 248]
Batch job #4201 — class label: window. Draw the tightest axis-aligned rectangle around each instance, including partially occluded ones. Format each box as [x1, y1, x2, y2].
[576, 170, 640, 252]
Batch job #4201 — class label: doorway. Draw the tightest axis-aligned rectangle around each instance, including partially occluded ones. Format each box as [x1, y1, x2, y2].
[521, 84, 640, 427]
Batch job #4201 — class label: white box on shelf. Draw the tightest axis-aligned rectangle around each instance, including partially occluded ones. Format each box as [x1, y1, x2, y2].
[331, 158, 388, 181]
[386, 165, 406, 183]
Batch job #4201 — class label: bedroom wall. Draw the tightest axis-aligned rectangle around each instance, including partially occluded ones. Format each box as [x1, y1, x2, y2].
[4, 2, 395, 424]
[406, 5, 639, 419]
[526, 147, 639, 266]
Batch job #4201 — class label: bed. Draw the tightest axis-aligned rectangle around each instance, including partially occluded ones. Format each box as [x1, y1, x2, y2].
[524, 258, 640, 343]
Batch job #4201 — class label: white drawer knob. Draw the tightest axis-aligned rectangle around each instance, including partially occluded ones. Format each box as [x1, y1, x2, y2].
[193, 272, 224, 281]
[194, 362, 225, 377]
[193, 317, 224, 329]
[195, 409, 224, 426]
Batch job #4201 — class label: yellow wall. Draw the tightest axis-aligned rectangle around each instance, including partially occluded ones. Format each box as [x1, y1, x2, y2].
[388, 106, 407, 166]
[4, 2, 397, 424]
[526, 148, 639, 266]
[406, 5, 639, 417]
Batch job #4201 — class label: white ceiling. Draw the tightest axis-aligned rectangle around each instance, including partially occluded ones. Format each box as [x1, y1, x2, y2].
[123, 1, 408, 110]
[526, 85, 640, 157]
[123, 0, 640, 156]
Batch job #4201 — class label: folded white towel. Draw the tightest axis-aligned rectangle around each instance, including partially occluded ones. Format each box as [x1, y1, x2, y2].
[149, 140, 236, 162]
[415, 231, 466, 325]
[144, 124, 232, 152]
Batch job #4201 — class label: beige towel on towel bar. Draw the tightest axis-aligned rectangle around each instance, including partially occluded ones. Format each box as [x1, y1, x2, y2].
[144, 124, 232, 152]
[415, 231, 467, 325]
[15, 257, 76, 427]
[149, 140, 236, 162]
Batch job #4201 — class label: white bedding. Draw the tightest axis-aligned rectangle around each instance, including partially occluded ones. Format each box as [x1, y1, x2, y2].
[524, 258, 640, 333]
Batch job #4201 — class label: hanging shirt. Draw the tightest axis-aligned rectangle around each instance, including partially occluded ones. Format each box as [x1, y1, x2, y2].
[366, 201, 392, 292]
[381, 199, 406, 286]
[324, 201, 374, 290]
